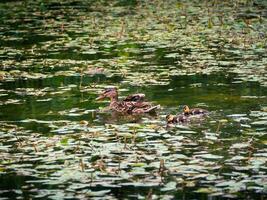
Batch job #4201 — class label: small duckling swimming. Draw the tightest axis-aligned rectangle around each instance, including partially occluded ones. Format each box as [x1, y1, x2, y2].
[166, 105, 209, 124]
[183, 105, 208, 116]
[166, 114, 188, 124]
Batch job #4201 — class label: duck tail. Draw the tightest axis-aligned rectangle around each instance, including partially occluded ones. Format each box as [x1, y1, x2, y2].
[146, 105, 160, 113]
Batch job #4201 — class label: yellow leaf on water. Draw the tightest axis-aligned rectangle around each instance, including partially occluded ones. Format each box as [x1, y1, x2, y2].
[208, 18, 213, 29]
[219, 119, 228, 123]
[176, 2, 183, 9]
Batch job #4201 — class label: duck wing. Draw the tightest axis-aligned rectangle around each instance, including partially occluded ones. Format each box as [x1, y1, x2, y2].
[129, 101, 160, 114]
[123, 93, 145, 102]
[110, 100, 159, 114]
[110, 101, 144, 113]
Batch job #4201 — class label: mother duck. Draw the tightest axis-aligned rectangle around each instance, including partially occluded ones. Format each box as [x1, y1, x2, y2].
[96, 88, 160, 114]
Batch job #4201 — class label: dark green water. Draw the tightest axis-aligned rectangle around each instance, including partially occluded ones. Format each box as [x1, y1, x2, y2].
[0, 0, 267, 199]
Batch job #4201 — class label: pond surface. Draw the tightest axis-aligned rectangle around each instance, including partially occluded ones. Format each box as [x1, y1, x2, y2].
[0, 0, 267, 199]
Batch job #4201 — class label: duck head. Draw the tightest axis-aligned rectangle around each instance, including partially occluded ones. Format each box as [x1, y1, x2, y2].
[183, 105, 190, 114]
[166, 114, 175, 123]
[96, 88, 118, 101]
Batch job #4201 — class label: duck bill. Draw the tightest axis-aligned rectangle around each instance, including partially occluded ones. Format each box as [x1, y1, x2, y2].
[95, 95, 105, 100]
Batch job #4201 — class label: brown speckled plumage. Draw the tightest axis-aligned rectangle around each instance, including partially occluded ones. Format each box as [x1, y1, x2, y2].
[96, 88, 160, 114]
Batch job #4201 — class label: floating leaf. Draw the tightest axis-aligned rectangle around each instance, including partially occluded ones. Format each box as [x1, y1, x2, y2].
[195, 154, 223, 160]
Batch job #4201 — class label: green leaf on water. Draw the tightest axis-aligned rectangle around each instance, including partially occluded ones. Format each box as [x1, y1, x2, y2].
[60, 137, 69, 146]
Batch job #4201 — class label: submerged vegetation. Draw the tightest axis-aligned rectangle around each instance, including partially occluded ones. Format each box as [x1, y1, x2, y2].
[0, 0, 266, 199]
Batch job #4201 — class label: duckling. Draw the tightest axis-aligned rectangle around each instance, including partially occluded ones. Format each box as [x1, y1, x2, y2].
[183, 105, 208, 116]
[166, 114, 188, 124]
[96, 88, 160, 114]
